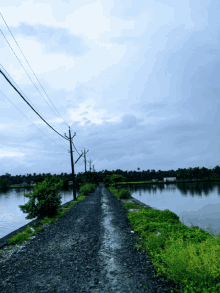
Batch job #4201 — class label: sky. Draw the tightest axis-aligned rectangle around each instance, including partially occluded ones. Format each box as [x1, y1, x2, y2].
[0, 0, 219, 177]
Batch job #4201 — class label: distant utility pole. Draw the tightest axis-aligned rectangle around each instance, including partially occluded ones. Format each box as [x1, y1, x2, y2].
[83, 148, 89, 183]
[65, 127, 83, 201]
[88, 159, 93, 172]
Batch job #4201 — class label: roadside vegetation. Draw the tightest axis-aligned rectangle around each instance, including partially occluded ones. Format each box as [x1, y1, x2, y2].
[2, 172, 220, 292]
[107, 179, 220, 293]
[1, 178, 97, 251]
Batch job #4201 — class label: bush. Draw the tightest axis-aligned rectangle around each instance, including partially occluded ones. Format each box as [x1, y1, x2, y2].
[118, 188, 132, 199]
[78, 183, 96, 197]
[19, 176, 63, 219]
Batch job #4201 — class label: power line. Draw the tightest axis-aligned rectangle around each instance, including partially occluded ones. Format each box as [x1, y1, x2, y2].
[0, 63, 66, 136]
[0, 89, 69, 152]
[75, 135, 84, 152]
[0, 68, 69, 141]
[0, 13, 69, 128]
[0, 25, 68, 129]
[72, 141, 81, 156]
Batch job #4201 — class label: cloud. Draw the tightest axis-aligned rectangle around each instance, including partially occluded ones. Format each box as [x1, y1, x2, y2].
[14, 23, 91, 57]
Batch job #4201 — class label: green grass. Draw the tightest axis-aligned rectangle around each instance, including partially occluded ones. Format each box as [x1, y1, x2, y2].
[122, 202, 143, 210]
[1, 183, 97, 252]
[108, 186, 220, 293]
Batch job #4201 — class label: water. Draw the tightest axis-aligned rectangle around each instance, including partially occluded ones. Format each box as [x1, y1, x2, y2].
[121, 181, 220, 237]
[0, 186, 79, 239]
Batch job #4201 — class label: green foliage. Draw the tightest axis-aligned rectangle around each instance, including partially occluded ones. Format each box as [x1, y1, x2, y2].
[127, 208, 220, 292]
[103, 175, 112, 187]
[110, 174, 126, 184]
[122, 203, 143, 209]
[62, 177, 71, 189]
[118, 188, 132, 199]
[78, 183, 96, 197]
[5, 194, 87, 247]
[19, 176, 63, 219]
[76, 175, 86, 187]
[107, 186, 220, 293]
[0, 178, 9, 190]
[87, 172, 99, 185]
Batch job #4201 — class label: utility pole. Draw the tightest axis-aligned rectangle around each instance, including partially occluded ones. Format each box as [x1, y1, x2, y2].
[88, 159, 93, 172]
[83, 148, 89, 183]
[65, 127, 83, 201]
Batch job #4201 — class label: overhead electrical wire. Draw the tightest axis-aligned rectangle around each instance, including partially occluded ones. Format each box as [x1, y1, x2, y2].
[0, 13, 69, 128]
[0, 26, 68, 130]
[74, 136, 83, 152]
[0, 89, 69, 152]
[0, 63, 66, 137]
[72, 141, 81, 156]
[0, 67, 84, 156]
[0, 13, 90, 158]
[0, 68, 69, 141]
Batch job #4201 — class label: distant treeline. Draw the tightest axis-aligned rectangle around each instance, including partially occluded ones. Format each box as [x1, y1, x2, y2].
[1, 165, 220, 189]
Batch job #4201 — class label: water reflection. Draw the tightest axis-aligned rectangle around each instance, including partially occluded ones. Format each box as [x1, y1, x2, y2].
[0, 186, 79, 239]
[122, 181, 220, 198]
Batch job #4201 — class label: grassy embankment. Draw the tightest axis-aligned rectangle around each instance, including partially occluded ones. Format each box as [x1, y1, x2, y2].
[108, 185, 220, 293]
[1, 183, 97, 251]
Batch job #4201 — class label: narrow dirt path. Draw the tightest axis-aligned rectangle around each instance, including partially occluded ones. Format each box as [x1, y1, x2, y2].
[0, 184, 177, 293]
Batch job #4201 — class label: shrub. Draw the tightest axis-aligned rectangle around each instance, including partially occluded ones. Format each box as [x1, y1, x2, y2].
[118, 188, 132, 199]
[19, 176, 63, 219]
[78, 183, 96, 197]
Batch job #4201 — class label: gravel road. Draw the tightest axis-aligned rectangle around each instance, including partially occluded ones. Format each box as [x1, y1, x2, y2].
[0, 184, 178, 293]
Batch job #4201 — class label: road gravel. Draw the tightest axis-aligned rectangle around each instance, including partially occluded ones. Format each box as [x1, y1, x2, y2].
[0, 184, 179, 292]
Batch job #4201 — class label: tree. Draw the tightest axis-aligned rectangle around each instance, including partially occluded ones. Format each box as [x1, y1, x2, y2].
[213, 166, 220, 178]
[192, 167, 199, 181]
[110, 174, 126, 188]
[19, 176, 63, 219]
[0, 178, 9, 190]
[103, 175, 112, 187]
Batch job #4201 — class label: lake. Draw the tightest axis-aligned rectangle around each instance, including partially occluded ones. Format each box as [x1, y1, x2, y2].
[0, 186, 79, 239]
[122, 181, 220, 237]
[1, 181, 220, 240]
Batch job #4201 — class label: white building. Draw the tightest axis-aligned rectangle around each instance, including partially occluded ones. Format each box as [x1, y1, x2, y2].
[163, 177, 176, 182]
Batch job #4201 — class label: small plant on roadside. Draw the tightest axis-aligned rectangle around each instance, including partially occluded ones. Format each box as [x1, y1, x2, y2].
[118, 188, 132, 199]
[78, 183, 97, 197]
[19, 176, 63, 219]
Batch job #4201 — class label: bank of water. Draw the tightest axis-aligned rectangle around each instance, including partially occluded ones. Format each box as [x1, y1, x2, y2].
[118, 181, 220, 238]
[0, 187, 79, 239]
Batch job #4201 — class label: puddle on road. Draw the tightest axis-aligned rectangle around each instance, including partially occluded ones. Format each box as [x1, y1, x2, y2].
[97, 187, 126, 289]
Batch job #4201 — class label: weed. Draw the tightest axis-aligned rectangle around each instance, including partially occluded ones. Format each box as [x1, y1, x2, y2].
[109, 186, 220, 293]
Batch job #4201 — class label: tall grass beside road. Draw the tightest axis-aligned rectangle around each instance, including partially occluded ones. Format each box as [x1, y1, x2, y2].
[108, 185, 220, 293]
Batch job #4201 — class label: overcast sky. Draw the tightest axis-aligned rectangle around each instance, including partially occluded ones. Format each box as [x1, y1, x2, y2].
[0, 0, 219, 177]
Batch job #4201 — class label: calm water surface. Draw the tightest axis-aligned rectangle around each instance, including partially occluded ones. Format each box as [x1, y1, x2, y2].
[1, 182, 220, 240]
[0, 187, 79, 239]
[123, 181, 220, 237]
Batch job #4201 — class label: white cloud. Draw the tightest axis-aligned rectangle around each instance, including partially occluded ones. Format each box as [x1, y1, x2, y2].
[0, 150, 24, 158]
[68, 98, 121, 125]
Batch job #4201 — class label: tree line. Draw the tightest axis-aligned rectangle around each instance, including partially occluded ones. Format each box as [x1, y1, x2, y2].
[0, 165, 220, 190]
